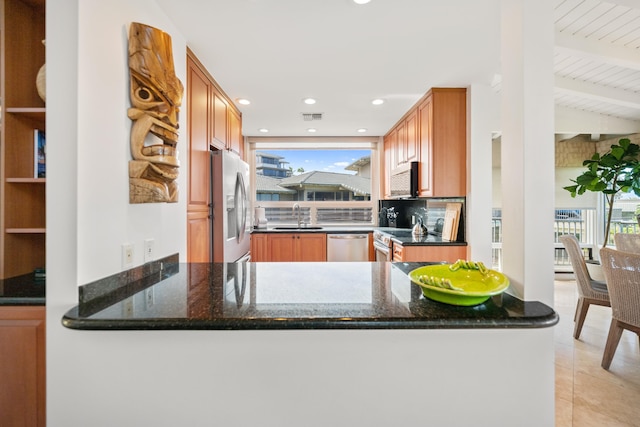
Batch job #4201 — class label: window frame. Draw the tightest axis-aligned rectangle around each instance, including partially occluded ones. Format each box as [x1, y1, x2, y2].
[247, 137, 381, 226]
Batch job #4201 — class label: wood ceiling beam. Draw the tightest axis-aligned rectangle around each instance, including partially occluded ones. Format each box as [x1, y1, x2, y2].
[555, 75, 640, 110]
[555, 31, 640, 71]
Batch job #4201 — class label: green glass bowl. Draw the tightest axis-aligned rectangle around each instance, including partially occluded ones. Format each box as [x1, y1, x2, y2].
[408, 264, 510, 306]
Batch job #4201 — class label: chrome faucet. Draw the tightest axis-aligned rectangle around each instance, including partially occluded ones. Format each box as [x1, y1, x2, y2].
[293, 203, 302, 227]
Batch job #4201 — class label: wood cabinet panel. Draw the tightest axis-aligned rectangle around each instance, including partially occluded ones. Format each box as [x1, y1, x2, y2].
[417, 97, 433, 195]
[383, 88, 466, 200]
[187, 213, 210, 263]
[212, 93, 228, 149]
[187, 61, 211, 209]
[386, 127, 398, 172]
[392, 243, 467, 263]
[251, 233, 268, 262]
[268, 234, 298, 262]
[395, 121, 406, 168]
[383, 135, 392, 198]
[405, 109, 419, 163]
[227, 108, 243, 157]
[392, 243, 404, 262]
[186, 49, 243, 262]
[186, 55, 212, 263]
[418, 88, 467, 197]
[0, 305, 46, 427]
[297, 234, 327, 261]
[262, 233, 327, 262]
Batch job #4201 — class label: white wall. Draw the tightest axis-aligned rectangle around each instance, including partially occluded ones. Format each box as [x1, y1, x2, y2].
[47, 0, 188, 423]
[75, 0, 187, 284]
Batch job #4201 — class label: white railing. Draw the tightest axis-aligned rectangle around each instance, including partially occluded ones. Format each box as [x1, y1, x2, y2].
[491, 208, 597, 270]
[254, 201, 374, 226]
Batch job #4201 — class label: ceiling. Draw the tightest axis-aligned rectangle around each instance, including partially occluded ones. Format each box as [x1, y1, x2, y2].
[157, 0, 640, 138]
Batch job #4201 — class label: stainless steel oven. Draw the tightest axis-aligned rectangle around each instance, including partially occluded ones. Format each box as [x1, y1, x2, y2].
[373, 231, 392, 261]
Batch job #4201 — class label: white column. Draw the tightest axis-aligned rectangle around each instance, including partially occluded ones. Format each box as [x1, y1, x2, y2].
[500, 0, 555, 305]
[467, 84, 497, 266]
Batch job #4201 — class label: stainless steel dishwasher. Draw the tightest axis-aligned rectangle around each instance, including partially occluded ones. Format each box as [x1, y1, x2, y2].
[326, 234, 369, 261]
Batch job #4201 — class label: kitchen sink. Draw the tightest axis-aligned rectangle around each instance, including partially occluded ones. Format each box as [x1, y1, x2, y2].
[273, 226, 323, 230]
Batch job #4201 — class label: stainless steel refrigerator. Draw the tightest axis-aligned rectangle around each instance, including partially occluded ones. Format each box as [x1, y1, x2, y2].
[211, 150, 251, 262]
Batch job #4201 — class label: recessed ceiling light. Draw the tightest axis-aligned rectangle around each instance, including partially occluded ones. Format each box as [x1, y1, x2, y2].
[353, 0, 371, 4]
[258, 128, 269, 133]
[307, 128, 317, 133]
[237, 98, 250, 105]
[357, 128, 367, 133]
[372, 99, 384, 105]
[303, 98, 317, 105]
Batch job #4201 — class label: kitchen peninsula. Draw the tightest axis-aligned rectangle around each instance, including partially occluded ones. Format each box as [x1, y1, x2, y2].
[60, 256, 558, 426]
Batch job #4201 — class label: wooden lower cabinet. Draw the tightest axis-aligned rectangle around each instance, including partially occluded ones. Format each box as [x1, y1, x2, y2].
[392, 243, 467, 263]
[251, 233, 269, 261]
[0, 305, 46, 427]
[252, 233, 327, 262]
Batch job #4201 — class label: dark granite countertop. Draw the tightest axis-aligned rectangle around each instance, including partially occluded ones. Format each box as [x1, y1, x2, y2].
[252, 226, 374, 234]
[62, 260, 557, 331]
[0, 273, 46, 306]
[252, 226, 466, 246]
[381, 229, 467, 246]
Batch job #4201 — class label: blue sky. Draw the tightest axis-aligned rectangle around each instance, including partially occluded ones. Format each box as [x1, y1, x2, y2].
[261, 149, 370, 175]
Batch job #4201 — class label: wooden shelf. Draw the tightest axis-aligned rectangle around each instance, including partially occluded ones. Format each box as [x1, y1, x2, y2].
[1, 0, 46, 279]
[6, 107, 46, 115]
[6, 228, 46, 234]
[6, 178, 46, 183]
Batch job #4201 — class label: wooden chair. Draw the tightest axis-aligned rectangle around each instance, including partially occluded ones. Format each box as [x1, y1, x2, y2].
[560, 235, 610, 339]
[614, 233, 640, 254]
[599, 248, 640, 369]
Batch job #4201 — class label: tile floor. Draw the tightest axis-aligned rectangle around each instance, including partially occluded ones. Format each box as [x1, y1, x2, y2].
[554, 278, 640, 427]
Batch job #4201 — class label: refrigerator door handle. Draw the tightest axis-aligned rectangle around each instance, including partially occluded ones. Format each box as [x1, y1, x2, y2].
[234, 172, 247, 242]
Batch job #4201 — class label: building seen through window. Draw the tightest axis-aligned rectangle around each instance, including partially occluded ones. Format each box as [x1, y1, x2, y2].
[255, 150, 371, 202]
[253, 149, 373, 225]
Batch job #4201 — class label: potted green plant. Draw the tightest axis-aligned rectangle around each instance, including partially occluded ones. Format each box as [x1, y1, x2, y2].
[564, 137, 640, 250]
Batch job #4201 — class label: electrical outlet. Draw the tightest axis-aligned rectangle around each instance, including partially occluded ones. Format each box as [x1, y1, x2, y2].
[122, 243, 134, 269]
[144, 238, 155, 262]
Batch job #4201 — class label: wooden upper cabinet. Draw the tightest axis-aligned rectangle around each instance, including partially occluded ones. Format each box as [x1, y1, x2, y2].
[384, 108, 418, 183]
[395, 121, 407, 168]
[187, 59, 211, 209]
[212, 93, 228, 149]
[417, 97, 433, 196]
[384, 87, 466, 199]
[418, 88, 466, 197]
[227, 108, 243, 157]
[383, 135, 392, 198]
[405, 109, 419, 163]
[385, 126, 398, 172]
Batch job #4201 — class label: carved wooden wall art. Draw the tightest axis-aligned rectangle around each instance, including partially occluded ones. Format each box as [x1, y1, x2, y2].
[128, 22, 184, 203]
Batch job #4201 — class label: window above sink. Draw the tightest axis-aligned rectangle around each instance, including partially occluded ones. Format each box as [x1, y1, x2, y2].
[248, 138, 380, 228]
